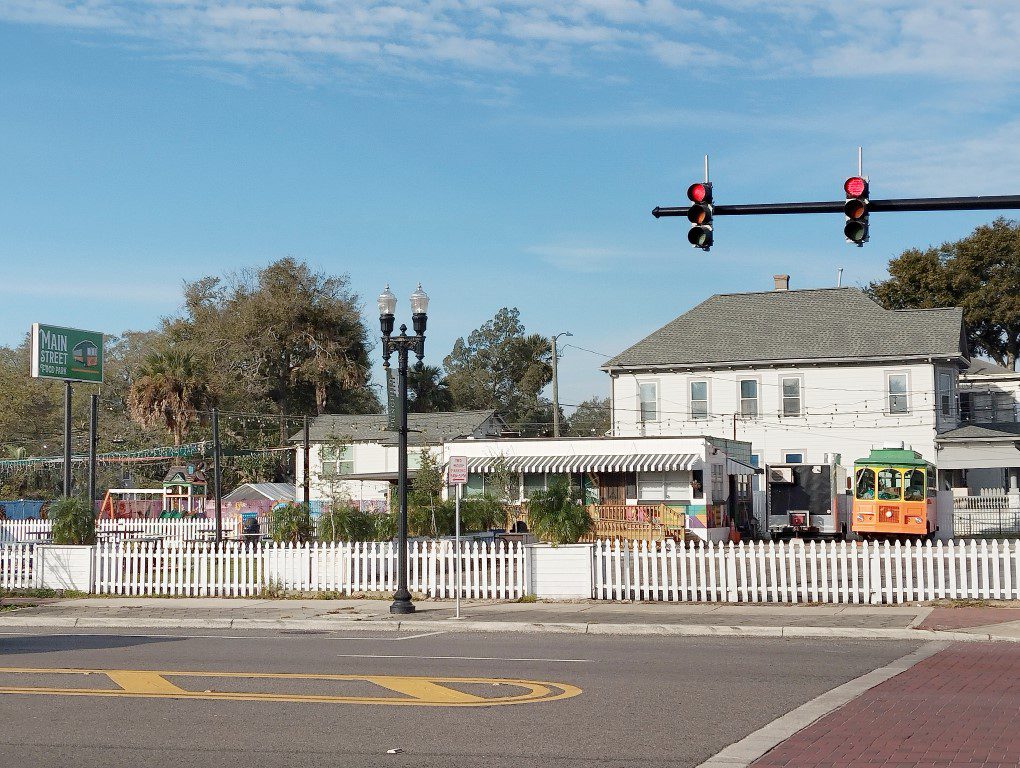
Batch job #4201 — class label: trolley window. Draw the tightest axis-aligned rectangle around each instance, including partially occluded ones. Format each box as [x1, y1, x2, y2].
[927, 468, 936, 490]
[855, 467, 876, 499]
[904, 469, 925, 501]
[877, 468, 903, 501]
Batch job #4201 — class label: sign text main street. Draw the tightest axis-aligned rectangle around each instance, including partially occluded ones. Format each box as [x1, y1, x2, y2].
[30, 323, 104, 384]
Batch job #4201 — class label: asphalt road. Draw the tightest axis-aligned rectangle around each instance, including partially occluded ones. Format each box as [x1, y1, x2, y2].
[0, 627, 921, 768]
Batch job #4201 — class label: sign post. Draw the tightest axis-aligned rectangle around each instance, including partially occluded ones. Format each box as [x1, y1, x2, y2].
[448, 456, 468, 619]
[31, 324, 105, 498]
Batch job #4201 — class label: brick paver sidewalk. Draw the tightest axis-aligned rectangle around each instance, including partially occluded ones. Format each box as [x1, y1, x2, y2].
[753, 642, 1020, 767]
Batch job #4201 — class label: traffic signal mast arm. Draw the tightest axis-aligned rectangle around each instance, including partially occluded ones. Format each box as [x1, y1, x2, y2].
[653, 194, 1020, 218]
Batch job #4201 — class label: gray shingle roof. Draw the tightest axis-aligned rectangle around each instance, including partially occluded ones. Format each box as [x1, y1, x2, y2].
[289, 410, 502, 446]
[964, 358, 1018, 376]
[603, 288, 966, 369]
[937, 422, 1020, 441]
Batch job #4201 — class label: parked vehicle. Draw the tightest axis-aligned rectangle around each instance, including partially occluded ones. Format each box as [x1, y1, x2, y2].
[852, 448, 936, 540]
[767, 462, 848, 541]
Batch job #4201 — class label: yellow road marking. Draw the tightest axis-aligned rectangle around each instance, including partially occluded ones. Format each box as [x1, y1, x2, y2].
[105, 671, 187, 695]
[0, 667, 581, 707]
[364, 676, 484, 704]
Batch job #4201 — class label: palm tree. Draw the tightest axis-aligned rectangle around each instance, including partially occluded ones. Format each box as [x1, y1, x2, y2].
[526, 476, 594, 544]
[128, 349, 210, 445]
[408, 364, 453, 413]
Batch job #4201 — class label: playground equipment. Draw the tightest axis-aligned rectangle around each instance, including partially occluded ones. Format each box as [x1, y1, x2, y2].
[100, 465, 208, 519]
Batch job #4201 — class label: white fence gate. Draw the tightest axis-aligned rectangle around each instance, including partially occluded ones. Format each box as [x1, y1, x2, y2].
[593, 538, 1020, 604]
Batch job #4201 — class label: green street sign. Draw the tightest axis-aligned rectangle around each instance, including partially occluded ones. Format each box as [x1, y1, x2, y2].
[30, 323, 104, 383]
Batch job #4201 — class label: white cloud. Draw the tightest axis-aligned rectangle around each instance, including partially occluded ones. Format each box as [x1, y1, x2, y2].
[3, 1, 1020, 87]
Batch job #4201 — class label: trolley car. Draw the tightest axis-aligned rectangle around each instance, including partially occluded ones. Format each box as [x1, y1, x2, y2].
[852, 448, 936, 539]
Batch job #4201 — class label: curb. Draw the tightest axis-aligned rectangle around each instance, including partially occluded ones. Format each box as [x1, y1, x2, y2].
[0, 615, 1013, 642]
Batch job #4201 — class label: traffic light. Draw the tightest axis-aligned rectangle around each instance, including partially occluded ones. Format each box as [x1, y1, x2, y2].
[687, 182, 713, 250]
[844, 176, 869, 246]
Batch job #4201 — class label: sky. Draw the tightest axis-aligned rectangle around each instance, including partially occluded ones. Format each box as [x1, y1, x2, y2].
[2, 1, 1019, 411]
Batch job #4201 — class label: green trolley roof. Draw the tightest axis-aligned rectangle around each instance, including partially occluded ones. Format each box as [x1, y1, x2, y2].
[854, 448, 931, 468]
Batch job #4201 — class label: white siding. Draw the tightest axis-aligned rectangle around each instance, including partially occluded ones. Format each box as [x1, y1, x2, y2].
[296, 443, 435, 505]
[611, 362, 944, 467]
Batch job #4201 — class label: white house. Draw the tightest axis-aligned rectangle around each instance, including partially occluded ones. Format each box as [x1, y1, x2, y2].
[602, 276, 968, 476]
[937, 359, 1020, 497]
[442, 435, 756, 541]
[294, 410, 505, 510]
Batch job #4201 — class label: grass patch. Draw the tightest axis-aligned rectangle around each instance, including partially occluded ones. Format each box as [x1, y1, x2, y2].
[514, 594, 538, 603]
[1, 588, 89, 599]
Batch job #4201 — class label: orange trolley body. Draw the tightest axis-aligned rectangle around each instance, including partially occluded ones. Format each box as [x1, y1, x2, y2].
[852, 448, 936, 539]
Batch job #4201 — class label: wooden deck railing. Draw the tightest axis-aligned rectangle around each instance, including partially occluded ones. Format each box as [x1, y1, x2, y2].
[506, 504, 685, 542]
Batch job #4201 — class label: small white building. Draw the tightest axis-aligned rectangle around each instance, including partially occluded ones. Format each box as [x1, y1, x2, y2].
[294, 410, 505, 510]
[442, 435, 756, 541]
[603, 276, 968, 475]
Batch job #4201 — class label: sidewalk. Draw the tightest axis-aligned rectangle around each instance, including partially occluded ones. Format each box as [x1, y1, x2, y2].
[4, 597, 1020, 641]
[749, 641, 1020, 767]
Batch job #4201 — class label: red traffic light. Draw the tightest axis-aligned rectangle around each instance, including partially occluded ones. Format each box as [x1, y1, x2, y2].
[844, 176, 867, 197]
[687, 183, 709, 203]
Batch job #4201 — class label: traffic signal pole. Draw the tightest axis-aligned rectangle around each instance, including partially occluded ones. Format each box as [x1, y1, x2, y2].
[653, 194, 1020, 219]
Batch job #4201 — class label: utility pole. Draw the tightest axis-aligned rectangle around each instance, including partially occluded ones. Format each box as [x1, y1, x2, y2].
[303, 415, 311, 506]
[63, 381, 73, 497]
[87, 394, 98, 513]
[212, 407, 222, 544]
[551, 331, 572, 438]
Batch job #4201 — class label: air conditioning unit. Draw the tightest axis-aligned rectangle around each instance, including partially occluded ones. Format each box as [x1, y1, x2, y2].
[769, 467, 794, 484]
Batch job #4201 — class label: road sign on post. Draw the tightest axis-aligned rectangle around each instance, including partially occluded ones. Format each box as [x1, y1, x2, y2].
[448, 455, 468, 619]
[30, 323, 104, 383]
[449, 456, 468, 485]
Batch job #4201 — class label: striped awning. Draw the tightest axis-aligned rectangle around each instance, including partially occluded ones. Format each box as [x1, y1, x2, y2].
[465, 453, 700, 474]
[726, 458, 760, 476]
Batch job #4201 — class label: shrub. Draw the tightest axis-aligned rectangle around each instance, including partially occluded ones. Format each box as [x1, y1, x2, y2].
[526, 476, 594, 544]
[317, 505, 380, 542]
[271, 502, 313, 543]
[408, 499, 455, 537]
[373, 512, 397, 540]
[50, 497, 96, 545]
[460, 494, 503, 533]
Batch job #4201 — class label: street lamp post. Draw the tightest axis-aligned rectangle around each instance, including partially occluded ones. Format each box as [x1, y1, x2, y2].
[378, 283, 429, 615]
[551, 331, 572, 438]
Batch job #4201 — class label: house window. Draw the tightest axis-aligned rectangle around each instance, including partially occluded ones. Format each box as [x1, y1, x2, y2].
[637, 471, 690, 502]
[523, 473, 547, 498]
[639, 381, 658, 422]
[408, 451, 423, 471]
[738, 379, 759, 418]
[887, 373, 909, 414]
[781, 377, 802, 417]
[938, 372, 953, 417]
[959, 391, 972, 421]
[321, 446, 354, 476]
[710, 464, 724, 500]
[783, 451, 805, 464]
[465, 472, 486, 497]
[690, 380, 709, 420]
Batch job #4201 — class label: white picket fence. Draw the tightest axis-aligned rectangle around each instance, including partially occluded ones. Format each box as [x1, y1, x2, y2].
[7, 538, 1020, 605]
[594, 538, 1020, 604]
[92, 539, 526, 598]
[0, 519, 241, 543]
[0, 543, 35, 589]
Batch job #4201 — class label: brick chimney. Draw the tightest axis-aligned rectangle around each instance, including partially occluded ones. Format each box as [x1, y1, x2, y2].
[773, 274, 790, 291]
